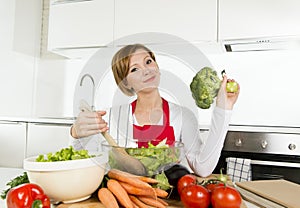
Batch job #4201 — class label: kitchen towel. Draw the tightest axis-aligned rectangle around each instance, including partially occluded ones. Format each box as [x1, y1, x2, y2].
[226, 157, 252, 182]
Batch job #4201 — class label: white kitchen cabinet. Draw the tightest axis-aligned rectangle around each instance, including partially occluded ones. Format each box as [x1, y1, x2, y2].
[0, 0, 41, 117]
[0, 121, 26, 168]
[114, 0, 217, 45]
[26, 123, 72, 157]
[219, 0, 300, 40]
[47, 0, 114, 51]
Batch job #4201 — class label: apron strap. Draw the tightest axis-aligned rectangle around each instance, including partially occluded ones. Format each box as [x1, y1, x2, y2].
[162, 98, 170, 126]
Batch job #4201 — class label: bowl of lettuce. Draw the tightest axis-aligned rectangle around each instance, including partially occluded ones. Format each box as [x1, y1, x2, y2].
[23, 146, 108, 204]
[101, 139, 184, 176]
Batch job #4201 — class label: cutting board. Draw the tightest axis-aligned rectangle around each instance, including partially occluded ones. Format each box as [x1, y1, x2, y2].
[55, 197, 183, 208]
[55, 197, 104, 208]
[236, 179, 300, 208]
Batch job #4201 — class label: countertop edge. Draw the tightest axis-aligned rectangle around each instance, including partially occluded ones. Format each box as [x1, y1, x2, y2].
[0, 117, 75, 125]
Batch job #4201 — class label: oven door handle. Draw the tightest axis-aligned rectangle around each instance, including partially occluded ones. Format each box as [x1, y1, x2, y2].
[251, 159, 300, 168]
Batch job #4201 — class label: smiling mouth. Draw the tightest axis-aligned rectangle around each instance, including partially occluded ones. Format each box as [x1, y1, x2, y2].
[143, 76, 156, 83]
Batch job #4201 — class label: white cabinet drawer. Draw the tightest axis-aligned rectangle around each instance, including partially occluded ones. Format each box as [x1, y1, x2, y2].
[0, 122, 26, 168]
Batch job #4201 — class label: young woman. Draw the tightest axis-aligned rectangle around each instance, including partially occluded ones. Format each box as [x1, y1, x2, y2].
[70, 44, 240, 177]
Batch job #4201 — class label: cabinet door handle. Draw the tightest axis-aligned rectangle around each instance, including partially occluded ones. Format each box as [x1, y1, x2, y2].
[251, 159, 300, 168]
[52, 0, 93, 5]
[30, 123, 72, 127]
[0, 121, 22, 125]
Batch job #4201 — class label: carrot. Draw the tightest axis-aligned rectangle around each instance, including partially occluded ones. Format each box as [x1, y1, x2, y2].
[129, 195, 149, 208]
[131, 201, 139, 208]
[137, 196, 167, 208]
[119, 181, 156, 197]
[97, 187, 119, 208]
[153, 187, 169, 198]
[137, 176, 159, 184]
[108, 169, 152, 189]
[156, 197, 169, 206]
[107, 179, 133, 208]
[108, 168, 159, 183]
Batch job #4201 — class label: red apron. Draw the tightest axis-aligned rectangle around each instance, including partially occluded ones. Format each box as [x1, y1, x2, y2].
[132, 98, 175, 148]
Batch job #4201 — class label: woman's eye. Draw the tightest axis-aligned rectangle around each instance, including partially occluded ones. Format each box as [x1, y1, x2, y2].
[146, 59, 152, 64]
[130, 68, 138, 73]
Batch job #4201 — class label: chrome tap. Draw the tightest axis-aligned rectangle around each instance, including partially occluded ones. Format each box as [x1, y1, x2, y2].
[80, 73, 95, 111]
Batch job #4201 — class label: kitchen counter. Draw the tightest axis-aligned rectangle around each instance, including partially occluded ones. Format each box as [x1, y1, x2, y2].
[0, 167, 258, 208]
[0, 116, 75, 125]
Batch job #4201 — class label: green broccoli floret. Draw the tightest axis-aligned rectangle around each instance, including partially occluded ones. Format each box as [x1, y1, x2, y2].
[190, 67, 222, 109]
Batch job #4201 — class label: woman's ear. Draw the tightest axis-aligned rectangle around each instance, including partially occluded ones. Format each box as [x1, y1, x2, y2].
[122, 78, 131, 89]
[123, 79, 128, 86]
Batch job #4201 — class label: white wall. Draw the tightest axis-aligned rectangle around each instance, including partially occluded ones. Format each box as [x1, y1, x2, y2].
[207, 49, 300, 127]
[34, 58, 86, 118]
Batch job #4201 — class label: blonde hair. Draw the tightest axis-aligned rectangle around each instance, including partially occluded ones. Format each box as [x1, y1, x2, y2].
[111, 44, 156, 96]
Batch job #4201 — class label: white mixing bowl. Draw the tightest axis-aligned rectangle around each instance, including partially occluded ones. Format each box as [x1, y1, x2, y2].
[23, 152, 108, 204]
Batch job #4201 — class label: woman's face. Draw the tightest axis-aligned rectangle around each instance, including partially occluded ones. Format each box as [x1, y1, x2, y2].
[126, 49, 160, 94]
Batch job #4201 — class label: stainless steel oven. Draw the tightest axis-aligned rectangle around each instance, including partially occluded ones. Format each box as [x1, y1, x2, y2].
[213, 131, 300, 184]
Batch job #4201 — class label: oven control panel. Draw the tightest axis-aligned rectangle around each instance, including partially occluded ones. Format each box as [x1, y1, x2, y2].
[223, 131, 300, 155]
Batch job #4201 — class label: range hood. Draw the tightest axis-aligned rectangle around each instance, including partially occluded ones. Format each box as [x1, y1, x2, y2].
[222, 36, 300, 52]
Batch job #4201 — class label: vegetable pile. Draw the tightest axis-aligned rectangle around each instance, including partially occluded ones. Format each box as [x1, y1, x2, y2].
[177, 172, 242, 208]
[98, 169, 170, 208]
[190, 67, 238, 109]
[35, 146, 94, 162]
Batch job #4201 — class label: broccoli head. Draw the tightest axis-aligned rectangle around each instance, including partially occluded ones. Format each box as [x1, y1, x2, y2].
[190, 67, 221, 109]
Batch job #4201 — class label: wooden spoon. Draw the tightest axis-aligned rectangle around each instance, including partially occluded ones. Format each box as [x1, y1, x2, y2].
[79, 100, 147, 176]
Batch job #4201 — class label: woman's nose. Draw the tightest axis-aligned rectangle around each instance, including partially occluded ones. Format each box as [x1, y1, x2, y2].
[142, 67, 151, 75]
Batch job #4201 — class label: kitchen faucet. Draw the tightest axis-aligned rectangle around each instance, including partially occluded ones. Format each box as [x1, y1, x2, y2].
[79, 73, 95, 111]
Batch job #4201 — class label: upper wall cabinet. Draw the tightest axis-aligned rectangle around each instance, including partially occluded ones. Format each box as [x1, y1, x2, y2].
[47, 0, 114, 52]
[114, 0, 217, 45]
[219, 0, 300, 40]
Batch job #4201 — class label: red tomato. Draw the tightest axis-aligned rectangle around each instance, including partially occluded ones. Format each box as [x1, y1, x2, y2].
[211, 186, 242, 208]
[180, 184, 210, 208]
[205, 182, 224, 193]
[177, 174, 197, 195]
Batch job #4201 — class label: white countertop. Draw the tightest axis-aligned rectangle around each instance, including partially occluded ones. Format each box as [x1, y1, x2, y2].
[0, 167, 258, 208]
[0, 116, 74, 125]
